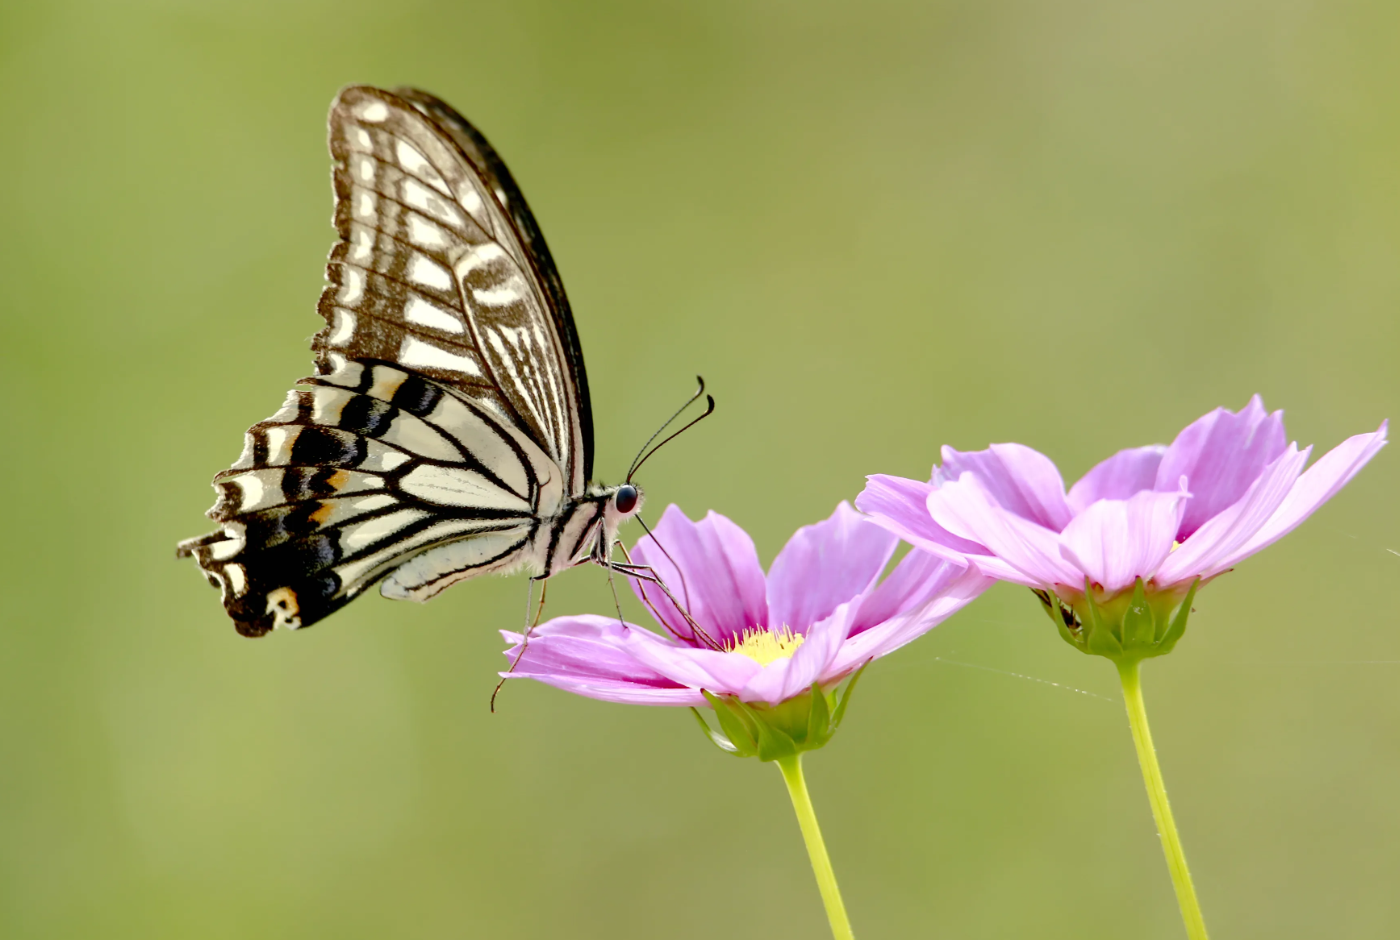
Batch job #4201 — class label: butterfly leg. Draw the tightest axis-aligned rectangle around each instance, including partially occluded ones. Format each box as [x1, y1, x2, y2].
[630, 514, 696, 613]
[603, 560, 628, 630]
[531, 578, 549, 628]
[608, 551, 722, 651]
[490, 577, 549, 713]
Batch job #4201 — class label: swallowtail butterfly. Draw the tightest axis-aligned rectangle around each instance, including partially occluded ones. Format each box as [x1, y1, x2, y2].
[178, 85, 668, 637]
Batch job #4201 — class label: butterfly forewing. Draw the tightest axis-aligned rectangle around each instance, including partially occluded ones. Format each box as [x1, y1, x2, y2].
[317, 86, 581, 490]
[181, 86, 599, 636]
[392, 87, 593, 486]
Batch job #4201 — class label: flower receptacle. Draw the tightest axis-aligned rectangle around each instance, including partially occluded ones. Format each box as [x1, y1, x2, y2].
[690, 666, 868, 762]
[1033, 577, 1199, 665]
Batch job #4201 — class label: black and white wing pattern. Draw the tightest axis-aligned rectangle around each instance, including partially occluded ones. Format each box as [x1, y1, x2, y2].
[179, 86, 608, 637]
[316, 85, 588, 491]
[389, 86, 593, 484]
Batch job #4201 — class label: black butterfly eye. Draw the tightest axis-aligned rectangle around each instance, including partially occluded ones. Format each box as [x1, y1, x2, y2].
[614, 484, 639, 515]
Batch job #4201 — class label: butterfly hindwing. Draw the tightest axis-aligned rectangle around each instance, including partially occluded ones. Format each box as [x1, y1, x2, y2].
[178, 360, 562, 636]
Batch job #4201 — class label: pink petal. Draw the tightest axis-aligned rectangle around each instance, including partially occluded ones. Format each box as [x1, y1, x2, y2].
[500, 616, 702, 705]
[620, 625, 765, 694]
[1066, 446, 1167, 514]
[828, 568, 991, 675]
[940, 443, 1073, 531]
[856, 474, 987, 563]
[1216, 423, 1387, 571]
[850, 548, 969, 634]
[963, 554, 1044, 583]
[738, 603, 853, 705]
[1154, 395, 1288, 540]
[767, 502, 898, 634]
[927, 474, 1082, 588]
[629, 505, 768, 645]
[512, 674, 705, 706]
[1155, 444, 1310, 584]
[501, 617, 659, 684]
[1058, 488, 1190, 592]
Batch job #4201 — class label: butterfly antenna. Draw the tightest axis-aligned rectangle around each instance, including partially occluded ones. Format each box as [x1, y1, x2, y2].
[626, 377, 710, 481]
[627, 393, 716, 483]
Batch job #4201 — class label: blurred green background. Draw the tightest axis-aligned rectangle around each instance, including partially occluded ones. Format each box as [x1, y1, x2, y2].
[2, 1, 1397, 937]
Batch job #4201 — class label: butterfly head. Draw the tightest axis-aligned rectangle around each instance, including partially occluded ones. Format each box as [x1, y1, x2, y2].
[601, 482, 644, 530]
[580, 482, 645, 568]
[614, 483, 641, 516]
[584, 481, 646, 528]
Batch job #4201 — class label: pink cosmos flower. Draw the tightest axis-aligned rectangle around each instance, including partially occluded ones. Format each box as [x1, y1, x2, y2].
[499, 502, 991, 707]
[858, 396, 1386, 609]
[854, 396, 1386, 934]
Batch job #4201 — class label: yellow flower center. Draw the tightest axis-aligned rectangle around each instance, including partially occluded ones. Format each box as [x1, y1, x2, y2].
[728, 626, 805, 666]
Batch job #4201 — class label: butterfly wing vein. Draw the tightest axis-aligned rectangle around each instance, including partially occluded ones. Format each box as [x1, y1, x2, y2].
[179, 86, 592, 636]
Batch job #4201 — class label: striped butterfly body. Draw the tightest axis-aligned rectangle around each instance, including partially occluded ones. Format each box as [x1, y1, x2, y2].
[178, 86, 645, 637]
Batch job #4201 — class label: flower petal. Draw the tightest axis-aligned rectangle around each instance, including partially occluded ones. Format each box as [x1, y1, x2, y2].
[1058, 488, 1190, 592]
[828, 567, 991, 675]
[1154, 395, 1288, 540]
[1216, 423, 1387, 571]
[620, 625, 765, 694]
[500, 616, 701, 705]
[927, 474, 1082, 588]
[501, 617, 654, 683]
[1066, 445, 1167, 514]
[851, 548, 970, 634]
[856, 474, 987, 563]
[767, 502, 898, 634]
[940, 443, 1073, 530]
[963, 554, 1043, 583]
[1155, 444, 1309, 584]
[738, 603, 853, 704]
[629, 505, 768, 645]
[513, 674, 705, 706]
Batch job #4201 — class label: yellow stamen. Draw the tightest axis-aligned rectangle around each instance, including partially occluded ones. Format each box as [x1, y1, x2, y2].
[729, 626, 805, 666]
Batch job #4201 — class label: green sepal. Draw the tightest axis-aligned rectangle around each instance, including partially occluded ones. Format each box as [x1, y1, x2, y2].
[1055, 614, 1085, 652]
[1046, 576, 1202, 666]
[702, 690, 758, 757]
[1078, 580, 1104, 635]
[830, 661, 868, 731]
[689, 706, 743, 755]
[806, 682, 833, 749]
[1122, 579, 1156, 647]
[1035, 588, 1087, 651]
[1080, 584, 1124, 658]
[1154, 578, 1199, 654]
[691, 667, 869, 763]
[1031, 589, 1063, 627]
[748, 705, 801, 762]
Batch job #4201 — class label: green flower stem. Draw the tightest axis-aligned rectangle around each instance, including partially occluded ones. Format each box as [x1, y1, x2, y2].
[776, 754, 855, 940]
[1117, 659, 1210, 940]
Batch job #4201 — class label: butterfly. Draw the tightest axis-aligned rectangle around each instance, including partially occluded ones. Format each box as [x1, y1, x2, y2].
[178, 85, 705, 637]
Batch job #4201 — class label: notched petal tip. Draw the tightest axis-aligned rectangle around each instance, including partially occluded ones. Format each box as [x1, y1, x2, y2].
[767, 502, 898, 634]
[939, 442, 1072, 530]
